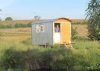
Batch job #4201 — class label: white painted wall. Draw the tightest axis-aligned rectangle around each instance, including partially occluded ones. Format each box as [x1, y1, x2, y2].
[53, 33, 61, 44]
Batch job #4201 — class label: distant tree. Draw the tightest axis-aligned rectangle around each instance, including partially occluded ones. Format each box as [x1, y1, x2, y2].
[0, 9, 2, 11]
[34, 16, 40, 20]
[5, 17, 13, 21]
[86, 0, 100, 40]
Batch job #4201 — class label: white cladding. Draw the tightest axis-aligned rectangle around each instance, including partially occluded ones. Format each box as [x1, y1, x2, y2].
[32, 21, 54, 45]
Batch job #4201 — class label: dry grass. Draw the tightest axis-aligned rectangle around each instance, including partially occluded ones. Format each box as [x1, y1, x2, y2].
[0, 20, 33, 25]
[0, 19, 86, 25]
[0, 24, 88, 41]
[0, 28, 31, 41]
[0, 19, 46, 25]
[0, 35, 31, 41]
[71, 19, 87, 24]
[0, 19, 88, 41]
[0, 28, 31, 33]
[72, 24, 88, 37]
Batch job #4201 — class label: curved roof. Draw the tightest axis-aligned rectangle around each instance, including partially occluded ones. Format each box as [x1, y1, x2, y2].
[57, 18, 71, 22]
[32, 18, 71, 24]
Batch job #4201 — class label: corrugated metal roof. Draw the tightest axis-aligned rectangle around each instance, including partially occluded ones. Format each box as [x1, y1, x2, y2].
[32, 19, 56, 24]
[32, 18, 71, 24]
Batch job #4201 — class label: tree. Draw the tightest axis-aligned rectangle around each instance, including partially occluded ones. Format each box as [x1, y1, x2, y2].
[86, 0, 100, 40]
[34, 16, 40, 20]
[5, 17, 13, 21]
[0, 9, 2, 11]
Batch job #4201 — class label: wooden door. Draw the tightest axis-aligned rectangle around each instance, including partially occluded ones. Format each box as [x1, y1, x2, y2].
[61, 22, 71, 44]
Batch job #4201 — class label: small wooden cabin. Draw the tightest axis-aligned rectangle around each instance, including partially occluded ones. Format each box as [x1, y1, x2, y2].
[32, 18, 71, 46]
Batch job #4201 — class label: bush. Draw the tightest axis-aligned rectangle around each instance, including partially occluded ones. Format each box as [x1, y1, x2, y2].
[0, 24, 12, 29]
[27, 23, 32, 27]
[86, 0, 100, 40]
[0, 23, 32, 29]
[14, 23, 32, 28]
[0, 47, 100, 71]
[15, 24, 27, 28]
[0, 48, 24, 71]
[5, 17, 13, 21]
[71, 26, 78, 40]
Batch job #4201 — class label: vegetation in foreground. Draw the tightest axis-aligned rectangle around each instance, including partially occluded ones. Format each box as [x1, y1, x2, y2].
[0, 39, 100, 71]
[86, 0, 100, 40]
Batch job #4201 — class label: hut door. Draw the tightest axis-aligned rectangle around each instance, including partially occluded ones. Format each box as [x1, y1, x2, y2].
[61, 23, 71, 44]
[54, 23, 61, 44]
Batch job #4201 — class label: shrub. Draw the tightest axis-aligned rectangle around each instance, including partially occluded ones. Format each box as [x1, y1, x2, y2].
[71, 26, 78, 40]
[0, 23, 32, 29]
[0, 46, 100, 71]
[86, 0, 100, 40]
[5, 17, 13, 21]
[15, 24, 26, 28]
[27, 23, 32, 27]
[14, 23, 31, 28]
[0, 48, 24, 71]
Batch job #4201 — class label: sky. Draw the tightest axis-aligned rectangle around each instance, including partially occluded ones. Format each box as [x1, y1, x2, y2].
[0, 0, 89, 20]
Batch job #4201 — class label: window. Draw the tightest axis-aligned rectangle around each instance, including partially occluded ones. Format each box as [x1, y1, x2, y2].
[54, 23, 60, 32]
[40, 25, 45, 32]
[36, 25, 45, 33]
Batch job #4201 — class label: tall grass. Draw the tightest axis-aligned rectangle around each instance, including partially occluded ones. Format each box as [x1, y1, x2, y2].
[0, 39, 100, 71]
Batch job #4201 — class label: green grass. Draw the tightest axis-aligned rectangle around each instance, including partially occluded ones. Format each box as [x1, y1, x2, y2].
[73, 40, 100, 49]
[0, 39, 100, 71]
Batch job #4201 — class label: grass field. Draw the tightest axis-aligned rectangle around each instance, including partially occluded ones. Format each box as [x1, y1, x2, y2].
[0, 20, 100, 71]
[0, 28, 31, 41]
[0, 38, 100, 71]
[0, 19, 85, 25]
[72, 24, 88, 37]
[0, 20, 33, 25]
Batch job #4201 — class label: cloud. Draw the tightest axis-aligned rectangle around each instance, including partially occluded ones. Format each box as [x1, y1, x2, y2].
[0, 0, 16, 9]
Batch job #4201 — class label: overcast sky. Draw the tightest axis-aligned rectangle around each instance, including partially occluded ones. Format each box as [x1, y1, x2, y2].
[0, 0, 89, 20]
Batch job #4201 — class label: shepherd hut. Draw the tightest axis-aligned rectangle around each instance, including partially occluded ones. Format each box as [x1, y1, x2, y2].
[32, 18, 71, 46]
